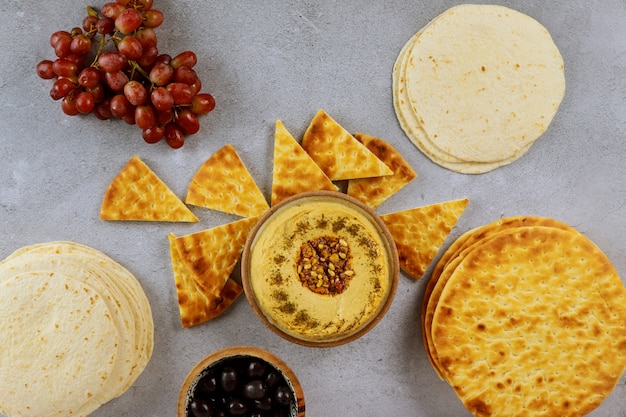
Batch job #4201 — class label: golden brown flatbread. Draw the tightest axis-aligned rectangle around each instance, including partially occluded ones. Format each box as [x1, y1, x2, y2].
[380, 198, 468, 280]
[173, 216, 259, 298]
[271, 120, 337, 206]
[186, 144, 269, 218]
[427, 218, 626, 417]
[100, 155, 197, 222]
[347, 133, 417, 208]
[168, 234, 242, 328]
[301, 110, 394, 180]
[422, 216, 576, 379]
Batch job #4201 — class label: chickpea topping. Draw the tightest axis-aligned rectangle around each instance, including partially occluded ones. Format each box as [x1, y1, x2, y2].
[296, 236, 353, 295]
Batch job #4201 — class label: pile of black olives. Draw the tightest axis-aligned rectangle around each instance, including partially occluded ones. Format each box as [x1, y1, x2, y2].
[187, 355, 295, 417]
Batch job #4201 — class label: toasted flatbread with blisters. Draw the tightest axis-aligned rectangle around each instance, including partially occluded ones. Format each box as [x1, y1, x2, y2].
[271, 120, 337, 206]
[380, 198, 468, 280]
[100, 155, 197, 222]
[347, 133, 417, 208]
[301, 110, 394, 181]
[186, 144, 269, 218]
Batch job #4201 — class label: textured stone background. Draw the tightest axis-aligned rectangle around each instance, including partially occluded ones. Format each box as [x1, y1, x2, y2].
[1, 1, 625, 416]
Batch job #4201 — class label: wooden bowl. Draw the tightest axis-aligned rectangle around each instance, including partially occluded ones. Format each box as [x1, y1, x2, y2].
[241, 190, 399, 348]
[177, 346, 305, 417]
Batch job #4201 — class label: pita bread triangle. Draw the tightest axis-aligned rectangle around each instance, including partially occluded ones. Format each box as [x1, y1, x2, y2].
[271, 120, 338, 206]
[100, 155, 198, 222]
[173, 216, 259, 297]
[168, 233, 242, 328]
[347, 133, 417, 208]
[301, 110, 394, 181]
[380, 198, 469, 279]
[186, 144, 270, 218]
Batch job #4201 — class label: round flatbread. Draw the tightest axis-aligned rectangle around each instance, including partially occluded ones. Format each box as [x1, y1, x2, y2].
[393, 5, 565, 172]
[428, 223, 626, 416]
[0, 242, 154, 417]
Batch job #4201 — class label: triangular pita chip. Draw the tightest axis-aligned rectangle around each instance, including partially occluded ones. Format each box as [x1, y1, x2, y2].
[186, 144, 269, 217]
[100, 155, 197, 222]
[168, 234, 242, 328]
[271, 120, 338, 206]
[301, 110, 394, 181]
[173, 216, 259, 296]
[347, 133, 417, 208]
[380, 198, 469, 279]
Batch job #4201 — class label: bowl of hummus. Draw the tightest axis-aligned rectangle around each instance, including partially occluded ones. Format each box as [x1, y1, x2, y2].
[241, 191, 399, 347]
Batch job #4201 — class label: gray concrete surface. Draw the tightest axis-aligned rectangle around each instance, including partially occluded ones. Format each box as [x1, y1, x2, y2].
[1, 1, 625, 416]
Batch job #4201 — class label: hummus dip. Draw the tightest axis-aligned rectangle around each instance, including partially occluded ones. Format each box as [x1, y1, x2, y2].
[245, 192, 397, 344]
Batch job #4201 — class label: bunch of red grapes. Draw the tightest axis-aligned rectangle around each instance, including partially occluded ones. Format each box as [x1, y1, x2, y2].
[36, 0, 216, 148]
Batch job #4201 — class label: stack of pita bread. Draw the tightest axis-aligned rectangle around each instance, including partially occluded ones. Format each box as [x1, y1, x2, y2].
[422, 216, 626, 416]
[393, 4, 565, 173]
[0, 241, 153, 417]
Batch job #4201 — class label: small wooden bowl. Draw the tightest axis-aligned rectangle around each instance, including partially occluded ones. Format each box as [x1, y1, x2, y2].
[241, 190, 399, 348]
[178, 346, 305, 417]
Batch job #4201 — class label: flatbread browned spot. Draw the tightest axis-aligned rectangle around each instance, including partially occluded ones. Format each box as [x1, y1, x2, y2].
[422, 216, 576, 379]
[347, 133, 417, 208]
[100, 155, 197, 222]
[186, 144, 269, 218]
[173, 216, 259, 297]
[168, 234, 242, 328]
[301, 110, 394, 181]
[271, 120, 337, 206]
[380, 198, 468, 280]
[429, 222, 626, 417]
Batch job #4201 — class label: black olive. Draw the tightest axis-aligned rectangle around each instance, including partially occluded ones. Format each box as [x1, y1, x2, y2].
[247, 360, 267, 378]
[226, 398, 248, 416]
[196, 373, 218, 396]
[274, 386, 293, 406]
[253, 396, 272, 411]
[243, 379, 267, 400]
[220, 367, 238, 393]
[188, 397, 214, 417]
[264, 371, 280, 390]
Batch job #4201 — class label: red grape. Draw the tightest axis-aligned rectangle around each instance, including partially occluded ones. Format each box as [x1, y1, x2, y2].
[171, 51, 197, 69]
[173, 65, 198, 85]
[78, 67, 102, 88]
[37, 60, 56, 79]
[70, 34, 92, 56]
[135, 28, 157, 48]
[53, 58, 78, 77]
[166, 82, 194, 104]
[149, 62, 173, 86]
[137, 45, 158, 67]
[156, 108, 173, 124]
[98, 51, 128, 72]
[86, 83, 105, 103]
[53, 34, 73, 58]
[175, 109, 200, 134]
[164, 123, 184, 148]
[143, 10, 164, 28]
[118, 36, 143, 60]
[115, 8, 143, 34]
[50, 31, 71, 48]
[82, 15, 99, 32]
[135, 105, 157, 129]
[50, 77, 76, 100]
[75, 91, 96, 114]
[135, 0, 153, 11]
[62, 95, 79, 115]
[104, 70, 129, 92]
[109, 94, 134, 118]
[151, 86, 174, 111]
[124, 80, 147, 105]
[142, 125, 164, 143]
[191, 94, 216, 114]
[101, 2, 125, 19]
[96, 17, 115, 35]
